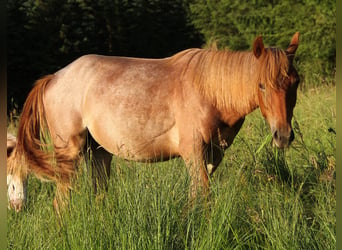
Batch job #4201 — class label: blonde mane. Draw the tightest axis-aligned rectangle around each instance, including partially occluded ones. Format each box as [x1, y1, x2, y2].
[171, 47, 289, 114]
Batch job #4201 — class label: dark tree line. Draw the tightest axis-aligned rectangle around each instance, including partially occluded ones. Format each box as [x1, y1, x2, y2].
[7, 0, 203, 112]
[7, 0, 335, 113]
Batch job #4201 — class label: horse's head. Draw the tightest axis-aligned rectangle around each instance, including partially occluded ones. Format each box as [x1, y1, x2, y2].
[7, 134, 28, 212]
[253, 32, 300, 148]
[7, 173, 27, 212]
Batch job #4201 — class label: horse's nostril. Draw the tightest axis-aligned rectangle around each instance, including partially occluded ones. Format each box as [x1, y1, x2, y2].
[14, 204, 20, 212]
[273, 130, 279, 140]
[11, 199, 23, 212]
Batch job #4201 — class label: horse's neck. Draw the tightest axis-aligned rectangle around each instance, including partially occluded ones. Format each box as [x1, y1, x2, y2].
[178, 49, 260, 119]
[216, 53, 260, 117]
[219, 80, 259, 126]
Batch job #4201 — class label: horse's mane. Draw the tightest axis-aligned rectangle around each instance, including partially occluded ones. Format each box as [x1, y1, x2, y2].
[8, 75, 76, 188]
[171, 47, 289, 113]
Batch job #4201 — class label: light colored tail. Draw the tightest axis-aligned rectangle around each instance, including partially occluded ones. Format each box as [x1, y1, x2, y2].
[14, 75, 75, 187]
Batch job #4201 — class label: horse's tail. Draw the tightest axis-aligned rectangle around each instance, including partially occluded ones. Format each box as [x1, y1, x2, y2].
[15, 75, 75, 187]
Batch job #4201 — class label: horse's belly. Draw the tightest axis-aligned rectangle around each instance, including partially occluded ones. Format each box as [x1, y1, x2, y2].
[117, 136, 179, 161]
[88, 121, 180, 162]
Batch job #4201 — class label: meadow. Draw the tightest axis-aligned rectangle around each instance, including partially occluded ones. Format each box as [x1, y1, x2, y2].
[7, 85, 335, 249]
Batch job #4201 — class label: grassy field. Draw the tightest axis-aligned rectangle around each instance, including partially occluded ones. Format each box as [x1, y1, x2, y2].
[7, 85, 335, 249]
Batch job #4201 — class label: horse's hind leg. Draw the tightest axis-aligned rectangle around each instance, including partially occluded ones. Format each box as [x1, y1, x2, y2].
[87, 136, 113, 193]
[52, 132, 87, 214]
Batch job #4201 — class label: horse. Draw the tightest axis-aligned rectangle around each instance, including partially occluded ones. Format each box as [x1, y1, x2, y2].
[7, 32, 300, 212]
[7, 133, 17, 157]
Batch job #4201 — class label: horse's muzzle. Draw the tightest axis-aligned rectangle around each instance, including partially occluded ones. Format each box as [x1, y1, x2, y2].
[10, 199, 24, 212]
[272, 129, 294, 148]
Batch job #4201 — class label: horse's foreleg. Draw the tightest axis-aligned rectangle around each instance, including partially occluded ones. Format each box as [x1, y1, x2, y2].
[187, 159, 209, 198]
[181, 141, 209, 198]
[205, 121, 245, 175]
[204, 142, 225, 176]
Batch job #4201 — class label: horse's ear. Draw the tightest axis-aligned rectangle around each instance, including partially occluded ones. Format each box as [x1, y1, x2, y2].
[286, 32, 299, 56]
[253, 36, 265, 59]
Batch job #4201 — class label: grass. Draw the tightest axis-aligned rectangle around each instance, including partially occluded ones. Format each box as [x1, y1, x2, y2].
[7, 85, 335, 249]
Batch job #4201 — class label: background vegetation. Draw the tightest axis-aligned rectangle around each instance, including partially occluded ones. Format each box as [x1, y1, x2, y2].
[7, 0, 335, 111]
[190, 0, 335, 86]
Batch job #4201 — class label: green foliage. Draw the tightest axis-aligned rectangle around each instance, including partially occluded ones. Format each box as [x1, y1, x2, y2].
[7, 0, 202, 110]
[7, 86, 336, 249]
[7, 0, 335, 110]
[189, 0, 336, 87]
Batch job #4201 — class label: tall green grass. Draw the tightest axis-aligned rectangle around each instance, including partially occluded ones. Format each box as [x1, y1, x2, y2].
[7, 85, 335, 249]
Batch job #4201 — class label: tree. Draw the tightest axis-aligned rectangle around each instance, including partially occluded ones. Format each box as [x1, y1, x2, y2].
[7, 0, 203, 112]
[189, 0, 336, 87]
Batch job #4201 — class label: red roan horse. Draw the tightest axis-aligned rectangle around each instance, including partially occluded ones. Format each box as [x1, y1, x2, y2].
[7, 33, 300, 212]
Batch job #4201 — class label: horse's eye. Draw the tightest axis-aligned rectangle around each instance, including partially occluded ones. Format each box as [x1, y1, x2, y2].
[259, 83, 266, 91]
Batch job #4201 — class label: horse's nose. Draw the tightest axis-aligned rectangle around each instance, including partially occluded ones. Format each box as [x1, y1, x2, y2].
[272, 129, 294, 148]
[10, 199, 23, 212]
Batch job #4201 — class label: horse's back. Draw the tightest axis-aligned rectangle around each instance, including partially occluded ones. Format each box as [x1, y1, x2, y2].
[45, 54, 181, 160]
